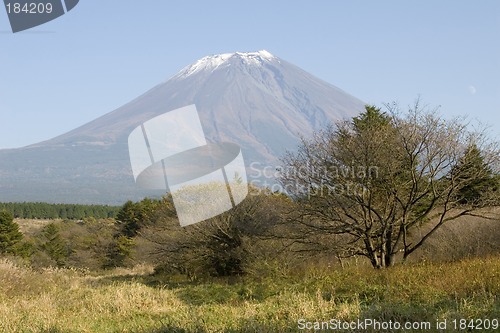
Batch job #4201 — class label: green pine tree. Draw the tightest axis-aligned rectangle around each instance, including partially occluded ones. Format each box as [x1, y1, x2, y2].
[41, 223, 69, 266]
[105, 235, 135, 268]
[0, 210, 23, 254]
[454, 144, 499, 205]
[352, 105, 391, 131]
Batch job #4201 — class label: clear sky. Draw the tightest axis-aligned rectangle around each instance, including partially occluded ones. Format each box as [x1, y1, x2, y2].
[1, 0, 499, 148]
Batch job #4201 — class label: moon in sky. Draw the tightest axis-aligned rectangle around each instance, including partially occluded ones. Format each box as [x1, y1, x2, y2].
[468, 85, 477, 95]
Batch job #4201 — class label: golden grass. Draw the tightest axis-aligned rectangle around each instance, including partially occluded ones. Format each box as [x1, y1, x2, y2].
[0, 256, 499, 332]
[15, 219, 56, 236]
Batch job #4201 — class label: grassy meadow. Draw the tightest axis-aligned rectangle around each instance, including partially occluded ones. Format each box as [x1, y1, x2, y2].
[0, 255, 498, 332]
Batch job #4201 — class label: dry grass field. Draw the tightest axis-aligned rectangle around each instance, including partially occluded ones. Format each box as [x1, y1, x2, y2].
[0, 256, 499, 332]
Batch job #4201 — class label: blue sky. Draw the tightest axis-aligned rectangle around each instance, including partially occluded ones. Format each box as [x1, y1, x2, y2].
[1, 0, 499, 148]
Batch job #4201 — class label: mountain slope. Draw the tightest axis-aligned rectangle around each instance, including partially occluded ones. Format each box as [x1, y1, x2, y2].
[0, 51, 365, 204]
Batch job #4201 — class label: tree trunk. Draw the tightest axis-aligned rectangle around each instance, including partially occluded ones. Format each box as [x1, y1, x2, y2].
[364, 238, 381, 268]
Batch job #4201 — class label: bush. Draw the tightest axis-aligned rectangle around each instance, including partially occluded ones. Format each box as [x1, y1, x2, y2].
[146, 189, 292, 278]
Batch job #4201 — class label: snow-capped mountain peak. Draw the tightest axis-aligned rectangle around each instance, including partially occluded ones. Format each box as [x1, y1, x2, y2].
[0, 50, 366, 204]
[175, 50, 277, 78]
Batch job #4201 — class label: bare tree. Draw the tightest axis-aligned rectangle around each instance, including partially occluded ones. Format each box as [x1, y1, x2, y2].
[279, 101, 499, 268]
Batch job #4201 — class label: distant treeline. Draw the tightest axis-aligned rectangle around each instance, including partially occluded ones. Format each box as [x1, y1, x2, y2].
[0, 202, 121, 220]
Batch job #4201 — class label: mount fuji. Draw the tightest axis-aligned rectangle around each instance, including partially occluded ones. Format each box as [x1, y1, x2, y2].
[0, 51, 365, 204]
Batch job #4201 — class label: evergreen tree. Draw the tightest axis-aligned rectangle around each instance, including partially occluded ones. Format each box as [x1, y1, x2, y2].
[105, 235, 135, 268]
[115, 198, 160, 237]
[352, 105, 391, 131]
[41, 223, 69, 266]
[0, 211, 23, 254]
[116, 201, 142, 237]
[454, 144, 499, 205]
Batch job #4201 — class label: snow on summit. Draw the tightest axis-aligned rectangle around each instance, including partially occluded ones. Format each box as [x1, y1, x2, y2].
[175, 50, 277, 78]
